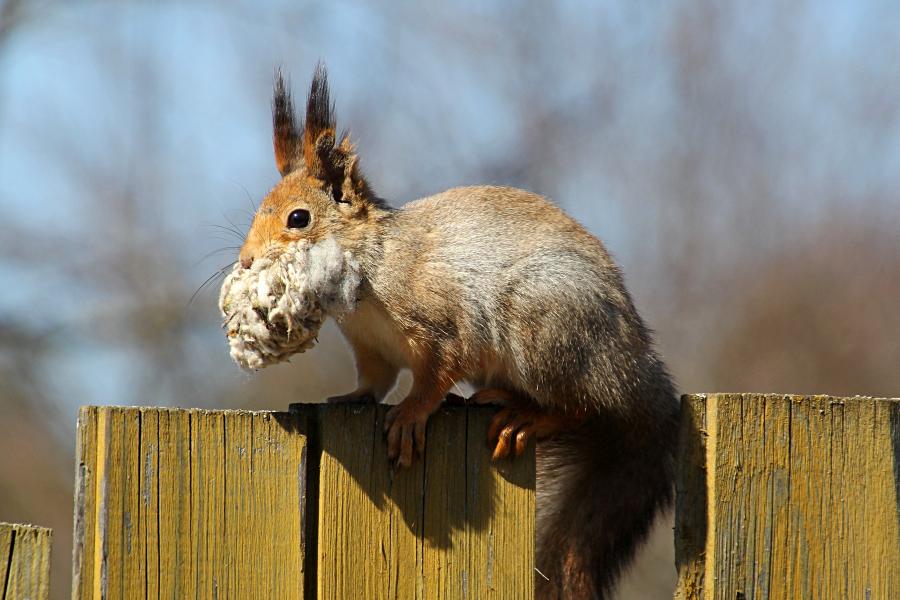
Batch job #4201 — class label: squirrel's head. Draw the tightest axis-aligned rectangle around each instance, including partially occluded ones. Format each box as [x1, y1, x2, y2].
[239, 64, 382, 269]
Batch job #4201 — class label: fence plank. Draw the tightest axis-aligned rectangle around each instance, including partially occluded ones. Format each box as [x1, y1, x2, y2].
[0, 522, 52, 600]
[71, 406, 97, 599]
[73, 404, 535, 599]
[73, 407, 307, 600]
[465, 406, 536, 598]
[675, 394, 900, 599]
[421, 406, 468, 598]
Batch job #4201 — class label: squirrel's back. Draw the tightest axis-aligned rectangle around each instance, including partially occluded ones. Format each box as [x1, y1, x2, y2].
[390, 185, 612, 284]
[377, 186, 669, 415]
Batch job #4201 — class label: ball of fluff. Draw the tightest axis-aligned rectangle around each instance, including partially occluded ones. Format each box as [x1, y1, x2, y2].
[218, 237, 362, 370]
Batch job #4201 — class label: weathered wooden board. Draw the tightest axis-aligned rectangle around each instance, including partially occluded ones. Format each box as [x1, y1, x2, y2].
[0, 522, 52, 600]
[72, 407, 307, 600]
[675, 394, 900, 600]
[73, 404, 535, 599]
[297, 403, 536, 600]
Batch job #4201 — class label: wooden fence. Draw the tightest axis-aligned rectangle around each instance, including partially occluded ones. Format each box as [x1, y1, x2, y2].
[675, 394, 900, 599]
[0, 522, 52, 600]
[71, 403, 535, 599]
[3, 394, 896, 598]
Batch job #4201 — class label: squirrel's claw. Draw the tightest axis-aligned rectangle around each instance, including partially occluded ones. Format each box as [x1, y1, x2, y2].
[384, 401, 428, 468]
[468, 389, 542, 459]
[489, 408, 537, 459]
[488, 406, 582, 460]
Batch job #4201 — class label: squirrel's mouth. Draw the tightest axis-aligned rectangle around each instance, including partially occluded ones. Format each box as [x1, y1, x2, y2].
[218, 237, 362, 371]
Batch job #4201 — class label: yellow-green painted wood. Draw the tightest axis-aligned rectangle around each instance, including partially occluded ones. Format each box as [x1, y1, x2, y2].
[73, 407, 307, 600]
[0, 522, 52, 600]
[675, 394, 900, 599]
[301, 403, 536, 600]
[73, 404, 535, 599]
[464, 406, 537, 596]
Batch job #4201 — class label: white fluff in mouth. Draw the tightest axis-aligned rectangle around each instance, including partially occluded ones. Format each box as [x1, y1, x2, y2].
[218, 237, 362, 370]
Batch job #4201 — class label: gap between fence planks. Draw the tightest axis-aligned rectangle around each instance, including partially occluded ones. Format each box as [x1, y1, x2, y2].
[675, 393, 900, 600]
[71, 403, 535, 599]
[0, 522, 52, 600]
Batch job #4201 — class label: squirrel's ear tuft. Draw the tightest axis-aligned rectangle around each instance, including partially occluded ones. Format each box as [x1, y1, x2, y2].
[302, 63, 337, 176]
[300, 64, 374, 206]
[272, 69, 302, 177]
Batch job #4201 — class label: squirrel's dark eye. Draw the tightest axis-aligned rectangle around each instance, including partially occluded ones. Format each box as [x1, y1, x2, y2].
[287, 209, 310, 229]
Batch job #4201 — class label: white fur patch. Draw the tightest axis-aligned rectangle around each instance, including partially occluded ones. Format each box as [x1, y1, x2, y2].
[218, 237, 361, 370]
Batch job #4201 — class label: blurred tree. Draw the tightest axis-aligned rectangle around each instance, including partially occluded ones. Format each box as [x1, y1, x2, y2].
[708, 217, 900, 397]
[0, 323, 73, 600]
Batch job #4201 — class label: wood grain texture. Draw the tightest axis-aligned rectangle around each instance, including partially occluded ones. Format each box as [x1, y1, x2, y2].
[297, 403, 536, 600]
[674, 394, 708, 599]
[73, 406, 307, 600]
[0, 521, 52, 600]
[464, 405, 536, 597]
[73, 404, 534, 599]
[675, 394, 900, 600]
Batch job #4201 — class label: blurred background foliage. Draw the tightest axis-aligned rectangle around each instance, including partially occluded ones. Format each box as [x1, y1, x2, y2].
[1, 1, 898, 597]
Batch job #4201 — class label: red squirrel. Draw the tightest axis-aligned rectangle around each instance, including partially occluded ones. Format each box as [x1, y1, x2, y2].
[238, 65, 679, 599]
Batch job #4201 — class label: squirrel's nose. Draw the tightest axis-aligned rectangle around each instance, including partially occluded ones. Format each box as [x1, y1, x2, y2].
[240, 255, 254, 269]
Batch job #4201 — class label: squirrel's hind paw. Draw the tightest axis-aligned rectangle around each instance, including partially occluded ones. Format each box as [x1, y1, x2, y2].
[468, 388, 518, 406]
[488, 406, 582, 460]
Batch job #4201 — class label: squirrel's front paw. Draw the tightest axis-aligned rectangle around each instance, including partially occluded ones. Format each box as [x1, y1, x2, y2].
[384, 401, 429, 468]
[327, 390, 377, 404]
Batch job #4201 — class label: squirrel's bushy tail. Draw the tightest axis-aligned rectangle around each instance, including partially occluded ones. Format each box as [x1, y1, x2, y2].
[535, 387, 679, 599]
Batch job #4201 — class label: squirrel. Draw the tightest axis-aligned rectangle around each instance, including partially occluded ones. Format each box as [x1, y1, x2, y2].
[238, 64, 680, 600]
